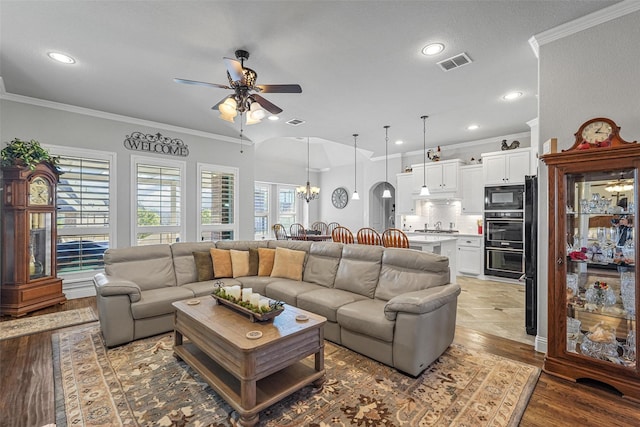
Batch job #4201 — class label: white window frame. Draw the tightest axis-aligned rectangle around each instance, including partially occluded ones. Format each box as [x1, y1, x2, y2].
[45, 144, 117, 280]
[131, 155, 186, 245]
[197, 162, 239, 241]
[254, 182, 270, 240]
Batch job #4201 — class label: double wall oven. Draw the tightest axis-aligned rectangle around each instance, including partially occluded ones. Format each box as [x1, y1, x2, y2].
[484, 185, 525, 279]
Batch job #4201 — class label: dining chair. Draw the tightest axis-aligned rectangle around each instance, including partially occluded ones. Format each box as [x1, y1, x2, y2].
[381, 228, 410, 248]
[272, 223, 289, 240]
[289, 223, 307, 241]
[327, 222, 340, 236]
[356, 227, 382, 245]
[311, 221, 329, 235]
[331, 226, 354, 244]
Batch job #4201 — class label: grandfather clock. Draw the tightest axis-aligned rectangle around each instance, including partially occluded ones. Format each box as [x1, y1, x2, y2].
[1, 162, 65, 316]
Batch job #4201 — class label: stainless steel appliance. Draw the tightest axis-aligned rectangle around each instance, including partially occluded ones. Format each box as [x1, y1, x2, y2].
[484, 211, 524, 279]
[484, 185, 524, 211]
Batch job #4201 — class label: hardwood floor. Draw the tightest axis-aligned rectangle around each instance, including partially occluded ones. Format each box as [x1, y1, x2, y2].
[1, 297, 639, 427]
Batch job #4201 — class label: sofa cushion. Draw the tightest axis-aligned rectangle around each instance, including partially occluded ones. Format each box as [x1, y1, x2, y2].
[181, 280, 220, 297]
[334, 245, 384, 298]
[230, 249, 250, 278]
[258, 248, 276, 276]
[210, 248, 233, 278]
[104, 244, 176, 291]
[297, 288, 367, 322]
[271, 247, 306, 281]
[303, 242, 343, 288]
[337, 299, 394, 342]
[192, 251, 214, 282]
[268, 240, 313, 252]
[215, 240, 269, 251]
[130, 287, 194, 319]
[236, 276, 277, 295]
[170, 241, 217, 286]
[375, 248, 450, 301]
[248, 248, 259, 276]
[265, 279, 323, 306]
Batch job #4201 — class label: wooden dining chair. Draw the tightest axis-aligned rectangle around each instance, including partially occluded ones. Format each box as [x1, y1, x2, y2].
[289, 223, 307, 241]
[332, 226, 354, 244]
[381, 228, 410, 248]
[327, 222, 340, 236]
[357, 227, 382, 245]
[311, 221, 329, 235]
[272, 224, 289, 240]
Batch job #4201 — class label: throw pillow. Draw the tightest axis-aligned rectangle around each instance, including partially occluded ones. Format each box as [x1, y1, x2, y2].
[248, 248, 259, 276]
[258, 248, 276, 276]
[192, 251, 214, 282]
[230, 249, 250, 278]
[210, 248, 232, 279]
[270, 247, 306, 281]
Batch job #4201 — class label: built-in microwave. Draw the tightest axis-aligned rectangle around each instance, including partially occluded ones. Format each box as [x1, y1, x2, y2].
[484, 185, 524, 211]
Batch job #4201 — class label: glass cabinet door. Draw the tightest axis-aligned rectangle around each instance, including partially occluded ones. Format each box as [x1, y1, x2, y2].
[565, 169, 636, 368]
[29, 212, 53, 280]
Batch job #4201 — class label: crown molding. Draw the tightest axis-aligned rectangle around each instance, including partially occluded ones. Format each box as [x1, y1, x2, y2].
[529, 0, 640, 57]
[0, 89, 244, 145]
[400, 131, 531, 158]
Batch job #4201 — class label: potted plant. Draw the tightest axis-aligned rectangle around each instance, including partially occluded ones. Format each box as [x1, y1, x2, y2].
[0, 138, 59, 171]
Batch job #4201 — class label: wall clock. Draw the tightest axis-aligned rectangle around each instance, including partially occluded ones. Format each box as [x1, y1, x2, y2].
[569, 117, 635, 150]
[331, 187, 349, 209]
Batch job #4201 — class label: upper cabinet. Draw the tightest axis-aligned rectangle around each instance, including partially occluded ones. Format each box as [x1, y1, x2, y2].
[412, 159, 463, 196]
[460, 165, 483, 214]
[482, 148, 531, 185]
[396, 172, 417, 214]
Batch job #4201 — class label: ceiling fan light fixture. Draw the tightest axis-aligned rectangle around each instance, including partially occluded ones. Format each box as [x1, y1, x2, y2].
[219, 97, 237, 115]
[219, 111, 237, 123]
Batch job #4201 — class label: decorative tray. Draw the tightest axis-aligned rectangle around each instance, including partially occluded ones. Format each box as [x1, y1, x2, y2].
[211, 294, 284, 323]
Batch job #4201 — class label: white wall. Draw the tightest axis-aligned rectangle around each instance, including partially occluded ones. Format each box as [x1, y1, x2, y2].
[537, 9, 640, 350]
[0, 99, 256, 245]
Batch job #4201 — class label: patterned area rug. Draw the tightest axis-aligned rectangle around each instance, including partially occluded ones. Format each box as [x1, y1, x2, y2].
[0, 307, 97, 341]
[53, 325, 540, 426]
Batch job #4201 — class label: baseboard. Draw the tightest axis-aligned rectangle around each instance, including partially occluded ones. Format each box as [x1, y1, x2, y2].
[62, 279, 96, 300]
[534, 335, 547, 353]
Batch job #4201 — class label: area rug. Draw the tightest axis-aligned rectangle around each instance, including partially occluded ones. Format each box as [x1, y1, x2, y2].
[0, 307, 97, 341]
[53, 325, 540, 426]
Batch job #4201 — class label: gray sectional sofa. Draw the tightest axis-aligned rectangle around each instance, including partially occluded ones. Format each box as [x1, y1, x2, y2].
[93, 239, 461, 376]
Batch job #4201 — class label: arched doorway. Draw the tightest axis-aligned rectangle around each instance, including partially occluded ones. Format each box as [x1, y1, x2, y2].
[369, 182, 395, 232]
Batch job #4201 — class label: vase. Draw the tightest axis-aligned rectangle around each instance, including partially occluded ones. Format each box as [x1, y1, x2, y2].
[620, 270, 636, 317]
[585, 286, 616, 308]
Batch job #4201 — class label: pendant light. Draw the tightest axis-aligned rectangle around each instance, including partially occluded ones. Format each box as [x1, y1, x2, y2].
[382, 125, 392, 198]
[420, 115, 430, 196]
[352, 133, 360, 200]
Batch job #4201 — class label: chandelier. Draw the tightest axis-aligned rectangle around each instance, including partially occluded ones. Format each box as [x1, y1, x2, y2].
[296, 137, 320, 202]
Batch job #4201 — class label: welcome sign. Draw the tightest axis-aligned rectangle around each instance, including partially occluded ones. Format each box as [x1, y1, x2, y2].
[124, 132, 189, 157]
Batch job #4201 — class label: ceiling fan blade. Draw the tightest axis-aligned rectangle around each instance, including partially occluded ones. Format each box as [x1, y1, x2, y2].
[256, 84, 302, 94]
[223, 57, 245, 84]
[252, 94, 283, 114]
[174, 78, 230, 89]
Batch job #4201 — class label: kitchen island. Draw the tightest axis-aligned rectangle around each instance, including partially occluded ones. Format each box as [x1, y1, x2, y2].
[406, 234, 458, 283]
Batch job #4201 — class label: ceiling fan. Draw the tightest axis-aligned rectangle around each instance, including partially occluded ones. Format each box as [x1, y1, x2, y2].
[174, 49, 302, 124]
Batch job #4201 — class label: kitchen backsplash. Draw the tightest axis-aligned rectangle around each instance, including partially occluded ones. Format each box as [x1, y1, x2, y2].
[399, 200, 482, 235]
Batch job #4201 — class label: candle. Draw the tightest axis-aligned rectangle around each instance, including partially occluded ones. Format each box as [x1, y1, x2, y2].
[249, 293, 261, 307]
[259, 298, 270, 310]
[242, 288, 253, 302]
[231, 285, 241, 300]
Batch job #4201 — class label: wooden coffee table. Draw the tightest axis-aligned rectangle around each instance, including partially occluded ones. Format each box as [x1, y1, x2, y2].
[172, 297, 326, 427]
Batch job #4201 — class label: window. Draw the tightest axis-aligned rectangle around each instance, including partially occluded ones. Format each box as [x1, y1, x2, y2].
[133, 156, 185, 245]
[49, 147, 115, 274]
[199, 163, 238, 241]
[254, 183, 269, 240]
[278, 186, 298, 228]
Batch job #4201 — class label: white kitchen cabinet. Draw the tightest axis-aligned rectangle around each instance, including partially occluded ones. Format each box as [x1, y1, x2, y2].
[411, 164, 425, 194]
[412, 159, 463, 195]
[395, 172, 417, 214]
[460, 165, 483, 214]
[482, 149, 530, 185]
[457, 236, 483, 276]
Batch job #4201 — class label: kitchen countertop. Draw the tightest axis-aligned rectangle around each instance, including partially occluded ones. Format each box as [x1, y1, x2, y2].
[406, 234, 457, 243]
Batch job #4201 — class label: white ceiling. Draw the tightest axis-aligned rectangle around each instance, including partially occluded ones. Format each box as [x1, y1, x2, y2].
[0, 1, 618, 169]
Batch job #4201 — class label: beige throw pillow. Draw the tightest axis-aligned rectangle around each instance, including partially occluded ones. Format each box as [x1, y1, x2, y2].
[210, 248, 232, 279]
[270, 247, 306, 281]
[192, 251, 214, 281]
[230, 249, 250, 278]
[258, 248, 276, 276]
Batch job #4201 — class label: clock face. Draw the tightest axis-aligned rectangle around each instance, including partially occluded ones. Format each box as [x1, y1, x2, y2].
[331, 187, 349, 209]
[29, 177, 50, 205]
[581, 120, 613, 144]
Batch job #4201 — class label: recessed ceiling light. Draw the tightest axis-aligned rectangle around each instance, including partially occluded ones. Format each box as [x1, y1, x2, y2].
[395, 140, 404, 145]
[47, 52, 76, 64]
[467, 124, 479, 130]
[422, 43, 445, 56]
[267, 115, 279, 121]
[503, 91, 523, 100]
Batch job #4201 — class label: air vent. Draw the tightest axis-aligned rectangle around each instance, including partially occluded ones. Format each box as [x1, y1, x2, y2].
[286, 118, 305, 126]
[437, 52, 472, 72]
